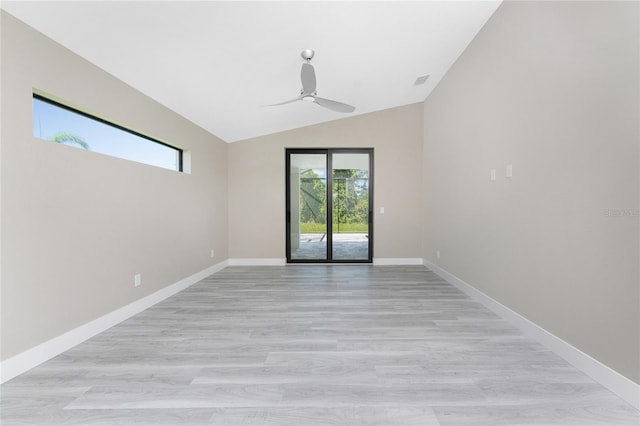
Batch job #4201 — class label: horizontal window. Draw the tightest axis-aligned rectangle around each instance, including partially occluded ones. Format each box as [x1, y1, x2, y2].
[32, 93, 183, 172]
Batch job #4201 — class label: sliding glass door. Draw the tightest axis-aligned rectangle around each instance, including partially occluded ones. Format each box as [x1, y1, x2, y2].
[287, 151, 328, 261]
[331, 152, 371, 261]
[286, 148, 373, 263]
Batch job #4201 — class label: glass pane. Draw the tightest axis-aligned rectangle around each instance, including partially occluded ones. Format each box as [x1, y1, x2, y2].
[332, 153, 369, 260]
[290, 153, 327, 260]
[33, 96, 181, 171]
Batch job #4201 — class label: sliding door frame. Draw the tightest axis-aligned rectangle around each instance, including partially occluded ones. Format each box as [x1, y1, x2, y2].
[286, 148, 374, 263]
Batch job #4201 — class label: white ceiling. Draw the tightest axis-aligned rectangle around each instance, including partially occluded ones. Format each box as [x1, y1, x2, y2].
[2, 1, 501, 143]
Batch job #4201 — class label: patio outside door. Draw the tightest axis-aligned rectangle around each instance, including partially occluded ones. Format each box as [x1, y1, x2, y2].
[286, 148, 373, 263]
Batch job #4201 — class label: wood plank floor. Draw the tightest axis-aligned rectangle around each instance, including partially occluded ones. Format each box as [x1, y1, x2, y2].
[1, 265, 638, 425]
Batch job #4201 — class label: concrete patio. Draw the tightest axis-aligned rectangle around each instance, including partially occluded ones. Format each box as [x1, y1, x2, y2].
[291, 233, 369, 261]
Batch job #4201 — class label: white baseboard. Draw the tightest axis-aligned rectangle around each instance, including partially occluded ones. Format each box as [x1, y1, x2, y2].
[373, 258, 424, 266]
[227, 258, 286, 266]
[0, 260, 229, 384]
[423, 260, 640, 411]
[227, 258, 423, 266]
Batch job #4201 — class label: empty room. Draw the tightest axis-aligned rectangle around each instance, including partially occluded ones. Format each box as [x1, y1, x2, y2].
[1, 1, 638, 425]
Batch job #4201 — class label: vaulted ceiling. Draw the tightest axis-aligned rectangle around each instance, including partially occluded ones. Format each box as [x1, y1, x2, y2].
[2, 1, 501, 142]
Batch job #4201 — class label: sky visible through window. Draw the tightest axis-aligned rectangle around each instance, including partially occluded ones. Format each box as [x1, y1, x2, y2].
[33, 97, 181, 171]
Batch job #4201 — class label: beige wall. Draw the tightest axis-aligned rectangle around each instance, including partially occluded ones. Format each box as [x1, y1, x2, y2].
[422, 1, 639, 383]
[228, 104, 424, 260]
[1, 12, 228, 361]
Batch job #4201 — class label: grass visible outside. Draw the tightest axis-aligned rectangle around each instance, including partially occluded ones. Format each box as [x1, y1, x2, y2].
[300, 222, 368, 233]
[300, 222, 326, 233]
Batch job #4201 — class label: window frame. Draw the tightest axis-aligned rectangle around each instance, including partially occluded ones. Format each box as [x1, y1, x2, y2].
[33, 93, 184, 172]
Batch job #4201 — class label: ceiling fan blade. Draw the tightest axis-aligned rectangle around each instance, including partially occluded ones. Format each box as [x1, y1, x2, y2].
[263, 95, 303, 107]
[301, 63, 316, 94]
[314, 96, 355, 113]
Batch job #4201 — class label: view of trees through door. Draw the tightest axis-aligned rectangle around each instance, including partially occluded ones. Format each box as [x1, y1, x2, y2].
[287, 149, 373, 263]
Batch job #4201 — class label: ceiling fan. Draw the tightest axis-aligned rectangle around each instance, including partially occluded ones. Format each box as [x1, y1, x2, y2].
[266, 49, 355, 113]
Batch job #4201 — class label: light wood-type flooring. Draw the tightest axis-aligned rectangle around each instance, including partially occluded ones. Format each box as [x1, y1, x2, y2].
[2, 266, 639, 425]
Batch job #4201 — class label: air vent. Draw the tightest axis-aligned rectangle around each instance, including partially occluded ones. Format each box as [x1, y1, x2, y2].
[413, 74, 430, 86]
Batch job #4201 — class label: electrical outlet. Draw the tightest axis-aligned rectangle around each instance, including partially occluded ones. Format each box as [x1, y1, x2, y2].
[210, 249, 215, 258]
[506, 164, 513, 178]
[436, 250, 441, 260]
[134, 274, 141, 287]
[490, 169, 496, 181]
